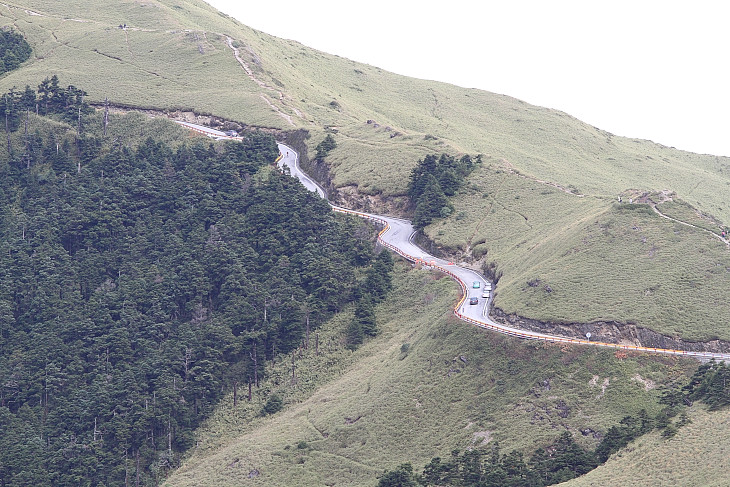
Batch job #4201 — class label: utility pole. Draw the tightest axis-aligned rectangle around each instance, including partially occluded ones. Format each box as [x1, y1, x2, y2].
[250, 343, 259, 387]
[5, 94, 10, 154]
[103, 96, 109, 136]
[24, 108, 30, 169]
[305, 313, 310, 350]
[76, 105, 82, 173]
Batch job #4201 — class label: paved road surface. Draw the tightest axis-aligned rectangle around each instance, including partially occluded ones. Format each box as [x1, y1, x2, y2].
[175, 121, 238, 139]
[276, 143, 730, 362]
[172, 124, 730, 362]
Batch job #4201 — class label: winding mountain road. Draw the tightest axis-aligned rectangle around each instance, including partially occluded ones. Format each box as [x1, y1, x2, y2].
[277, 144, 730, 363]
[176, 122, 730, 362]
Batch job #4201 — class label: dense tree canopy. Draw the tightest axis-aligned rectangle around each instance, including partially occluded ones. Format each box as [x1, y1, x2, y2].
[0, 76, 93, 138]
[0, 29, 32, 74]
[396, 436, 596, 487]
[408, 153, 480, 228]
[346, 245, 394, 349]
[0, 84, 382, 485]
[314, 133, 337, 161]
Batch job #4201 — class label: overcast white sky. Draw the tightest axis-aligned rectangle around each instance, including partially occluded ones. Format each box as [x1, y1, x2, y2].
[205, 0, 729, 157]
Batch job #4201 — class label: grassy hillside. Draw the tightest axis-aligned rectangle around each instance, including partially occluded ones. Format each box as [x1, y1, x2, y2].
[1, 3, 727, 484]
[560, 406, 730, 487]
[430, 164, 730, 341]
[3, 0, 728, 207]
[2, 0, 728, 341]
[165, 262, 698, 487]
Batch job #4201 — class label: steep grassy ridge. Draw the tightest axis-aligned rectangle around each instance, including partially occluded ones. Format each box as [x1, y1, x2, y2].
[165, 263, 697, 487]
[656, 198, 727, 236]
[3, 0, 728, 340]
[561, 406, 730, 487]
[0, 0, 279, 124]
[3, 1, 729, 212]
[430, 164, 730, 341]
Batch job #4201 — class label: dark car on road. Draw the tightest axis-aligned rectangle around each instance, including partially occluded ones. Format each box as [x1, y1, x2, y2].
[469, 297, 479, 305]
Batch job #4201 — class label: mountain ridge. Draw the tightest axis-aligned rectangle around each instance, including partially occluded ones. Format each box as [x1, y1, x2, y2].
[4, 0, 729, 342]
[0, 2, 729, 486]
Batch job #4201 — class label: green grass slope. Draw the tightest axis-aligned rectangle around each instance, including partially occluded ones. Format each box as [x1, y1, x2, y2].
[0, 0, 281, 125]
[3, 0, 728, 340]
[1, 3, 726, 485]
[164, 263, 697, 487]
[430, 164, 730, 341]
[3, 0, 728, 209]
[560, 406, 730, 487]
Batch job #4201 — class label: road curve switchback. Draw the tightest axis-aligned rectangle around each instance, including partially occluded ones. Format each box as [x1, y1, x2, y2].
[174, 122, 730, 362]
[276, 143, 730, 363]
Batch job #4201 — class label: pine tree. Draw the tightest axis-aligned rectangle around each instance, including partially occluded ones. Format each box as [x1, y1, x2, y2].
[345, 318, 364, 350]
[413, 175, 451, 228]
[377, 463, 419, 487]
[354, 293, 377, 336]
[314, 134, 337, 161]
[407, 154, 438, 201]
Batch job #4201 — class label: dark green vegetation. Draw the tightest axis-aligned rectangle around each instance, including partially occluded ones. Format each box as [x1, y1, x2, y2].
[0, 76, 92, 133]
[378, 431, 597, 486]
[561, 408, 730, 487]
[346, 249, 394, 349]
[0, 2, 728, 486]
[379, 432, 594, 487]
[314, 133, 337, 162]
[683, 360, 730, 410]
[0, 29, 31, 74]
[0, 79, 386, 486]
[588, 361, 730, 462]
[407, 153, 479, 228]
[378, 361, 730, 486]
[165, 262, 700, 487]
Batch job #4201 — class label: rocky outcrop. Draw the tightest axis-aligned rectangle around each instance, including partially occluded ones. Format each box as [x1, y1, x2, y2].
[334, 186, 410, 217]
[302, 156, 337, 198]
[491, 307, 730, 354]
